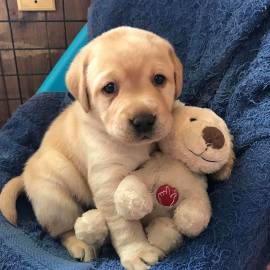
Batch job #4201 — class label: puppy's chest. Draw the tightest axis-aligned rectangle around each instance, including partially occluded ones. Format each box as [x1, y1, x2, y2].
[87, 137, 150, 169]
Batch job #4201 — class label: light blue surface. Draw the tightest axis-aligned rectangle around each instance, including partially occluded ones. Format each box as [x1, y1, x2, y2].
[37, 24, 89, 94]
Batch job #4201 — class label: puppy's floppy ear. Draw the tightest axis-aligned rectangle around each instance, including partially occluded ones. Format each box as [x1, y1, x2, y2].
[169, 48, 183, 99]
[66, 45, 91, 112]
[211, 147, 235, 181]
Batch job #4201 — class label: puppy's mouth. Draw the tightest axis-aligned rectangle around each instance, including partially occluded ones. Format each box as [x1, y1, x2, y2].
[136, 134, 153, 142]
[133, 132, 162, 144]
[136, 130, 164, 142]
[187, 148, 218, 163]
[134, 130, 154, 141]
[141, 135, 151, 140]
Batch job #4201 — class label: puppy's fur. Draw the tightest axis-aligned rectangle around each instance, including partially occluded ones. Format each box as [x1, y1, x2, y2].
[0, 27, 183, 269]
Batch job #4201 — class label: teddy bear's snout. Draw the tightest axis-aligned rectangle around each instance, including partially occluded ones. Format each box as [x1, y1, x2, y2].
[202, 127, 225, 149]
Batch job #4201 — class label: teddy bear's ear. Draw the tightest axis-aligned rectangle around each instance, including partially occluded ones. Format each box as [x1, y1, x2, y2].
[210, 148, 235, 181]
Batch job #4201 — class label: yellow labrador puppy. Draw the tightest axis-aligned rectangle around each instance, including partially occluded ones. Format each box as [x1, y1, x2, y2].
[0, 27, 183, 269]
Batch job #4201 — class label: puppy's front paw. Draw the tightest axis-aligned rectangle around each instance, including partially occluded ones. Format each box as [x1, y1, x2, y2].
[120, 243, 164, 270]
[174, 201, 211, 237]
[61, 233, 97, 262]
[68, 239, 96, 262]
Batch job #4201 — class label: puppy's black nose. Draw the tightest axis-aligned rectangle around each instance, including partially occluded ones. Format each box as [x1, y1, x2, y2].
[203, 126, 225, 149]
[130, 114, 156, 135]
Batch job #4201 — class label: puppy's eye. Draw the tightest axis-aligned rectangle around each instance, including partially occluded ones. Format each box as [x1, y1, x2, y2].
[153, 74, 166, 86]
[190, 118, 197, 122]
[102, 82, 118, 95]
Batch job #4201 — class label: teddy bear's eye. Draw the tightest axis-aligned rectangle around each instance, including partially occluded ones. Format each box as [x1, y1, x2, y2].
[190, 118, 197, 122]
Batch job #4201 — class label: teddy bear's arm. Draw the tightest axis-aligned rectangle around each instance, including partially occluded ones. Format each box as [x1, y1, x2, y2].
[114, 174, 153, 220]
[174, 187, 211, 237]
[74, 209, 109, 249]
[113, 155, 163, 221]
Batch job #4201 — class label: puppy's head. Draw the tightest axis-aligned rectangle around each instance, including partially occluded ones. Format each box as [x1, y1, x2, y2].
[159, 102, 235, 180]
[66, 26, 183, 144]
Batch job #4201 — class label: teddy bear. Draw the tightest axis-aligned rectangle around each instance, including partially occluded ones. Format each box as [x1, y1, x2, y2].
[74, 101, 235, 255]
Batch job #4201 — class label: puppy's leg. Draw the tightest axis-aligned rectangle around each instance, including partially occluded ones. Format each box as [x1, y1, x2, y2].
[28, 180, 82, 237]
[28, 181, 96, 261]
[108, 215, 164, 270]
[114, 175, 153, 220]
[61, 230, 97, 262]
[90, 167, 164, 270]
[24, 152, 96, 261]
[174, 190, 211, 237]
[145, 217, 183, 254]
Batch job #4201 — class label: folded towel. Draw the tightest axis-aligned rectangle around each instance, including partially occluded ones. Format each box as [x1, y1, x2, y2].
[1, 0, 270, 269]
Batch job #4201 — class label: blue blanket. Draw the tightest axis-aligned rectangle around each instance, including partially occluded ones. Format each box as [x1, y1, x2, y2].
[1, 0, 270, 269]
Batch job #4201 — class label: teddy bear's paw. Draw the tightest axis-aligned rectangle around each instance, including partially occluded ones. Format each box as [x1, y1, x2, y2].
[120, 242, 164, 270]
[146, 217, 183, 254]
[115, 189, 153, 220]
[74, 209, 108, 247]
[174, 201, 211, 237]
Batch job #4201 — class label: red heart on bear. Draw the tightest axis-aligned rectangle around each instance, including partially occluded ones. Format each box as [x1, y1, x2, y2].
[156, 184, 179, 207]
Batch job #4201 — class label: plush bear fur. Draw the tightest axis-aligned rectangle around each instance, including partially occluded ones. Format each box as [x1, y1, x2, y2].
[74, 101, 235, 255]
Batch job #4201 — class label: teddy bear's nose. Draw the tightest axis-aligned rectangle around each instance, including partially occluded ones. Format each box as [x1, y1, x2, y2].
[202, 126, 225, 149]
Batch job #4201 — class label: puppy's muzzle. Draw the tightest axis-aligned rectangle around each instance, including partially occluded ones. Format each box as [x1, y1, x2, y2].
[130, 113, 156, 138]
